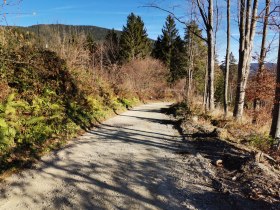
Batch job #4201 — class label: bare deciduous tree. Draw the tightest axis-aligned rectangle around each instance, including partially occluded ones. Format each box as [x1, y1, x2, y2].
[233, 0, 259, 121]
[196, 0, 215, 112]
[224, 0, 230, 117]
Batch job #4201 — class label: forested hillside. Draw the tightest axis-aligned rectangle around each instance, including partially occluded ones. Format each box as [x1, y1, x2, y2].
[16, 24, 122, 41]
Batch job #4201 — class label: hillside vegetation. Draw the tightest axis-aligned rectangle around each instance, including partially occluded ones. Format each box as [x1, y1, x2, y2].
[0, 6, 278, 179]
[16, 24, 122, 41]
[0, 18, 173, 175]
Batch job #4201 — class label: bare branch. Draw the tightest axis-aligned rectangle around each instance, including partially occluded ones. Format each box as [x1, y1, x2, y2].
[141, 5, 208, 42]
[196, 0, 209, 28]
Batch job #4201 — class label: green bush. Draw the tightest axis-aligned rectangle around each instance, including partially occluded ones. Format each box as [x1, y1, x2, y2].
[0, 29, 140, 172]
[86, 96, 107, 119]
[0, 94, 27, 152]
[248, 135, 275, 151]
[118, 97, 139, 108]
[19, 94, 65, 145]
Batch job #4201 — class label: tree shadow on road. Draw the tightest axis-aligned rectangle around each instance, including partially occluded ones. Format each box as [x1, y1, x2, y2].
[0, 105, 277, 210]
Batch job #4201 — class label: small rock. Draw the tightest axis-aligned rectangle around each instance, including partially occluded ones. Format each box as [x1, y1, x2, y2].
[216, 159, 223, 167]
[232, 176, 237, 181]
[192, 116, 198, 123]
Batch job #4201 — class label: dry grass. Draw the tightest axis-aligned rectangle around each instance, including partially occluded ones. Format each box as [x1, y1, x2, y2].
[100, 57, 174, 101]
[183, 97, 275, 153]
[0, 82, 10, 102]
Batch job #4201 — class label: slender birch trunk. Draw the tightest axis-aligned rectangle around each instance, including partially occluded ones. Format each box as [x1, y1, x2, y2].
[224, 0, 230, 117]
[203, 59, 208, 111]
[208, 0, 215, 111]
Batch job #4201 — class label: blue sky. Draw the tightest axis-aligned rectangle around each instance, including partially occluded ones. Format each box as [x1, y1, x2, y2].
[4, 0, 176, 38]
[2, 0, 279, 63]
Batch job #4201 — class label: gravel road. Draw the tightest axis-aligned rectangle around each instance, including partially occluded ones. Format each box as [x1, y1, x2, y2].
[0, 103, 273, 210]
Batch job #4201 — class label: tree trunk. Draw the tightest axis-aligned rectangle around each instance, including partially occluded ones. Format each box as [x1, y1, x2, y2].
[207, 0, 215, 111]
[253, 0, 270, 123]
[188, 44, 194, 99]
[196, 0, 215, 112]
[234, 0, 259, 121]
[270, 34, 280, 149]
[224, 0, 230, 117]
[185, 71, 190, 104]
[100, 43, 103, 71]
[190, 68, 193, 94]
[185, 25, 194, 103]
[203, 59, 208, 111]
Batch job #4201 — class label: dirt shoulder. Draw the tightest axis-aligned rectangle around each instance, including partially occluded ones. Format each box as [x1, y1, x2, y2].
[176, 116, 280, 209]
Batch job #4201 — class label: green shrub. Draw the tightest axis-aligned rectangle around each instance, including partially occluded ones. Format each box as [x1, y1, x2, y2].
[0, 94, 27, 152]
[118, 97, 139, 108]
[0, 29, 141, 172]
[248, 134, 275, 151]
[86, 96, 107, 119]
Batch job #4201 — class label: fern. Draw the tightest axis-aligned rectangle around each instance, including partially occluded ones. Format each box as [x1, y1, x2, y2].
[25, 116, 45, 125]
[0, 94, 27, 151]
[0, 118, 8, 128]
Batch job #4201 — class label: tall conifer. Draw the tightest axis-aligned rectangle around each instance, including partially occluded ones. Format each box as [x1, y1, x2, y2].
[104, 29, 119, 65]
[152, 15, 185, 82]
[119, 13, 149, 63]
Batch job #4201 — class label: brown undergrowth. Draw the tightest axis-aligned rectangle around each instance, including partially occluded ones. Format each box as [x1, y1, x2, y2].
[170, 99, 279, 160]
[167, 101, 280, 207]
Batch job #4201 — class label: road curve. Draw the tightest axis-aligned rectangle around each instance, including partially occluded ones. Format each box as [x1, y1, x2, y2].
[0, 102, 265, 210]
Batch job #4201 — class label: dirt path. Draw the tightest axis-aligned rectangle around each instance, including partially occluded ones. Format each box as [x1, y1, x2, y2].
[0, 103, 275, 210]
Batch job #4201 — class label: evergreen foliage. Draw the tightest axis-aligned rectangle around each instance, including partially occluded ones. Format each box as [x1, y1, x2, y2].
[119, 13, 150, 63]
[152, 15, 186, 82]
[153, 15, 179, 66]
[104, 29, 120, 65]
[184, 21, 207, 94]
[86, 35, 96, 55]
[15, 24, 122, 42]
[169, 37, 186, 82]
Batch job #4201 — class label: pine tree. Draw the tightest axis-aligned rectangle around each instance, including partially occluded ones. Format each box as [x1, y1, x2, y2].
[119, 13, 150, 63]
[104, 29, 119, 65]
[153, 15, 178, 66]
[169, 37, 186, 82]
[152, 36, 163, 60]
[152, 15, 186, 82]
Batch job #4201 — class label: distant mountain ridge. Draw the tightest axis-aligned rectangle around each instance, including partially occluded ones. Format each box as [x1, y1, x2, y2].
[250, 63, 277, 72]
[15, 24, 123, 41]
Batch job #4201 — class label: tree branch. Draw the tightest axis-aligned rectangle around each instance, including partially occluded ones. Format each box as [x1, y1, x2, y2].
[141, 5, 208, 42]
[196, 0, 209, 28]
